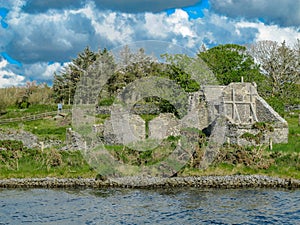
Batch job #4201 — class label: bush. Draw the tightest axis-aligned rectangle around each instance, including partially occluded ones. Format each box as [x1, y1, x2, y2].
[0, 98, 9, 114]
[265, 96, 285, 116]
[0, 140, 25, 151]
[98, 97, 115, 106]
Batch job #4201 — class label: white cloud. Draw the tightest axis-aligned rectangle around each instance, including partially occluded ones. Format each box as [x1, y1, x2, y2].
[236, 21, 300, 45]
[0, 58, 67, 88]
[91, 11, 135, 45]
[166, 10, 195, 38]
[145, 13, 169, 38]
[3, 2, 299, 65]
[1, 1, 299, 87]
[3, 7, 94, 63]
[23, 62, 68, 82]
[0, 58, 25, 88]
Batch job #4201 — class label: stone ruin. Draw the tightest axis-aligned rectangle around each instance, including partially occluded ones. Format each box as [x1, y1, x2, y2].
[68, 82, 288, 149]
[202, 82, 288, 146]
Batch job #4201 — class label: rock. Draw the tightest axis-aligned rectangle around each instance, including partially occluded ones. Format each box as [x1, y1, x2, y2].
[95, 174, 108, 181]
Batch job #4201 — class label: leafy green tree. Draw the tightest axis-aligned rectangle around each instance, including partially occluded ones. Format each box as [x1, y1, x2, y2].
[198, 44, 264, 85]
[53, 46, 104, 104]
[106, 47, 163, 96]
[15, 81, 39, 108]
[77, 49, 116, 105]
[161, 53, 218, 92]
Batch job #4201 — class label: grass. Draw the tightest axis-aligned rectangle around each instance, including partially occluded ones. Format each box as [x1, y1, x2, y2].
[182, 161, 300, 180]
[0, 108, 299, 179]
[95, 114, 110, 124]
[0, 141, 96, 179]
[105, 136, 178, 166]
[0, 104, 72, 119]
[0, 116, 71, 142]
[181, 113, 300, 179]
[98, 97, 115, 106]
[272, 116, 300, 152]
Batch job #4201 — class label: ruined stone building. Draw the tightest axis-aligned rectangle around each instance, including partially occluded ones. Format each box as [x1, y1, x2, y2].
[89, 82, 288, 147]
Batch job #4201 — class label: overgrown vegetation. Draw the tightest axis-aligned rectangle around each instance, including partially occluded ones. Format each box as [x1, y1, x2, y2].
[0, 116, 70, 141]
[240, 122, 274, 144]
[0, 112, 299, 178]
[181, 114, 300, 179]
[0, 82, 53, 115]
[105, 136, 180, 166]
[0, 140, 96, 178]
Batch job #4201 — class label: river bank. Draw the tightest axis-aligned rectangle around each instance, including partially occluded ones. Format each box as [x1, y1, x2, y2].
[1, 175, 300, 189]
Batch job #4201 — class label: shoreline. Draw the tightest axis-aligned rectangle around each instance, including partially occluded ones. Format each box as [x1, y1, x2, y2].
[1, 175, 300, 189]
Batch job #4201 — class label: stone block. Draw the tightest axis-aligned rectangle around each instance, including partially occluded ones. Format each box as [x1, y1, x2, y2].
[149, 113, 181, 140]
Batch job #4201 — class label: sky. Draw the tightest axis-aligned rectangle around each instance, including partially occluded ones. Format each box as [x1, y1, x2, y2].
[0, 0, 299, 87]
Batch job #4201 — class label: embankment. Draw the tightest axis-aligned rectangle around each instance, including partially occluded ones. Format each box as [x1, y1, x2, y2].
[1, 175, 299, 189]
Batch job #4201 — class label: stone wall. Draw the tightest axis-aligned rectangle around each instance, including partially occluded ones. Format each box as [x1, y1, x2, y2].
[0, 128, 39, 149]
[79, 82, 288, 147]
[202, 82, 288, 146]
[148, 113, 181, 140]
[256, 96, 287, 123]
[64, 128, 86, 150]
[225, 123, 288, 146]
[1, 175, 300, 189]
[106, 114, 146, 145]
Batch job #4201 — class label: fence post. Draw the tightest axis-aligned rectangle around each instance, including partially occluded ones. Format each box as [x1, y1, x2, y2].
[40, 142, 44, 152]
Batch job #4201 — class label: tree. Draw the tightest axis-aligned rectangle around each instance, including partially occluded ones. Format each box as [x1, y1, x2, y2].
[77, 49, 116, 105]
[161, 53, 218, 92]
[15, 81, 38, 108]
[249, 40, 300, 105]
[0, 97, 9, 114]
[106, 46, 163, 96]
[28, 83, 53, 105]
[53, 46, 103, 104]
[198, 44, 264, 85]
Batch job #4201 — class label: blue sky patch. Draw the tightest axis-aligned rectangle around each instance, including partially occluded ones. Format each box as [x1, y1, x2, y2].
[0, 52, 22, 67]
[2, 74, 12, 79]
[0, 8, 8, 28]
[0, 8, 8, 18]
[165, 0, 209, 18]
[258, 17, 265, 23]
[183, 0, 209, 19]
[1, 20, 8, 28]
[166, 8, 175, 16]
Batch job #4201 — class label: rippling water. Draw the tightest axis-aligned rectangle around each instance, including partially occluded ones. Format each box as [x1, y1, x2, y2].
[0, 187, 299, 224]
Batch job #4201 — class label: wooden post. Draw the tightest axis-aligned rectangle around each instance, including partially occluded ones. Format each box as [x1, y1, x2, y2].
[40, 142, 44, 152]
[269, 138, 273, 150]
[298, 114, 300, 127]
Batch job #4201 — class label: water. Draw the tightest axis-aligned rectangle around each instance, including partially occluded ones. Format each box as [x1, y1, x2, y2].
[0, 188, 299, 224]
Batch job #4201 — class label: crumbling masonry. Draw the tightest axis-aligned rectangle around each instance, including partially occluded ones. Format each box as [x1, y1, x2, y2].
[85, 82, 288, 147]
